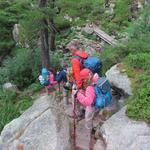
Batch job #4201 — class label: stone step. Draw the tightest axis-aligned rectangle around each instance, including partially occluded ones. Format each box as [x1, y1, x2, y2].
[76, 119, 91, 150]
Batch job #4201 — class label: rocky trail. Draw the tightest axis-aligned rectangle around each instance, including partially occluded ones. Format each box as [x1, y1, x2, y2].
[1, 65, 150, 150]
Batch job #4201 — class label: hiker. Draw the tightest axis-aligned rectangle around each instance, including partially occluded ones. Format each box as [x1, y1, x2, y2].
[47, 68, 57, 89]
[73, 69, 99, 130]
[56, 61, 72, 108]
[68, 46, 88, 89]
[39, 67, 58, 94]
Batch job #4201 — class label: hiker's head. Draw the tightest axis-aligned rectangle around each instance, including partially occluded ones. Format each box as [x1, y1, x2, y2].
[80, 68, 93, 89]
[67, 45, 78, 55]
[61, 60, 68, 69]
[49, 67, 55, 74]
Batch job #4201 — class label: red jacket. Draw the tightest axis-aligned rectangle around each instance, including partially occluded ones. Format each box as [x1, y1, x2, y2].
[71, 50, 88, 89]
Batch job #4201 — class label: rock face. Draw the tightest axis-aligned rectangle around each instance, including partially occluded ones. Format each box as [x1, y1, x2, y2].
[106, 63, 132, 96]
[94, 139, 105, 150]
[12, 24, 20, 44]
[0, 95, 71, 150]
[98, 107, 150, 150]
[12, 24, 29, 48]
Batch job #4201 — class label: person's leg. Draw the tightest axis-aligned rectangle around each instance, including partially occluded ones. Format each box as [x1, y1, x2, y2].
[45, 86, 49, 94]
[63, 88, 69, 108]
[85, 106, 95, 130]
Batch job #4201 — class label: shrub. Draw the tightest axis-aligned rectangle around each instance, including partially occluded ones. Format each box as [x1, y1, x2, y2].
[125, 53, 150, 70]
[126, 74, 150, 121]
[0, 48, 41, 88]
[0, 88, 34, 131]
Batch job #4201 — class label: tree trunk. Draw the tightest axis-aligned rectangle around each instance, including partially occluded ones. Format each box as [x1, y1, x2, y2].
[105, 0, 110, 8]
[49, 20, 56, 51]
[38, 0, 50, 68]
[49, 0, 56, 51]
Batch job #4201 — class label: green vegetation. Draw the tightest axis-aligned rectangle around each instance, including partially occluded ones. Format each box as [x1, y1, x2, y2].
[101, 5, 150, 121]
[0, 0, 149, 131]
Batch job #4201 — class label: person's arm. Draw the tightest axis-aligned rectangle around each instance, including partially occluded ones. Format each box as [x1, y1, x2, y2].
[72, 58, 82, 89]
[77, 86, 95, 106]
[56, 70, 63, 83]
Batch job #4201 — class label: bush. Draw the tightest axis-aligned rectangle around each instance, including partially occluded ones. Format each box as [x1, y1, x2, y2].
[81, 31, 97, 40]
[0, 48, 41, 88]
[126, 74, 150, 121]
[50, 51, 64, 71]
[0, 87, 34, 131]
[125, 53, 150, 70]
[55, 15, 71, 30]
[0, 89, 18, 103]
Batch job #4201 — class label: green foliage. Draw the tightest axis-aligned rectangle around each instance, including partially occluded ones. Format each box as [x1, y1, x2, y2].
[114, 0, 131, 25]
[126, 74, 150, 120]
[55, 15, 71, 30]
[0, 101, 20, 131]
[126, 5, 150, 38]
[100, 5, 150, 121]
[0, 87, 34, 131]
[50, 51, 64, 71]
[81, 31, 97, 40]
[0, 89, 18, 103]
[56, 0, 103, 26]
[0, 48, 41, 88]
[25, 83, 43, 94]
[0, 0, 31, 61]
[100, 45, 125, 72]
[125, 53, 150, 70]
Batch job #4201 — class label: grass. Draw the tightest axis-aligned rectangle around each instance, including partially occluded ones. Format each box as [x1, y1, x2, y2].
[0, 82, 42, 132]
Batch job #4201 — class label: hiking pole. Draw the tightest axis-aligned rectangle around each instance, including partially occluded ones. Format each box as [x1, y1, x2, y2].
[72, 91, 78, 149]
[58, 83, 61, 102]
[73, 95, 76, 149]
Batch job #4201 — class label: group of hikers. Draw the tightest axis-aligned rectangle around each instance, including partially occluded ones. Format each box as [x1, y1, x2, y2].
[39, 45, 112, 132]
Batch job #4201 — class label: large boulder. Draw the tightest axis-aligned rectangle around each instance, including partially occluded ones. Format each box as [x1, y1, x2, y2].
[106, 63, 132, 96]
[0, 95, 71, 150]
[96, 107, 150, 150]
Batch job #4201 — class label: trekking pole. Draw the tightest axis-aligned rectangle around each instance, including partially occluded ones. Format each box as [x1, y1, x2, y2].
[73, 94, 77, 149]
[58, 83, 61, 102]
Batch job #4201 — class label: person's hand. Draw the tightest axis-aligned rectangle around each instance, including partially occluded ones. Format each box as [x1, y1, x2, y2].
[72, 89, 78, 96]
[78, 89, 84, 94]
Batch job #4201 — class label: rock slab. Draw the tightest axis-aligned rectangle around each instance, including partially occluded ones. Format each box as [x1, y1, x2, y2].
[0, 95, 71, 150]
[106, 63, 132, 96]
[98, 107, 150, 150]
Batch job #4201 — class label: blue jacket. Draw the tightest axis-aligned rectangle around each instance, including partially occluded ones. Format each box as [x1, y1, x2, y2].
[56, 69, 67, 83]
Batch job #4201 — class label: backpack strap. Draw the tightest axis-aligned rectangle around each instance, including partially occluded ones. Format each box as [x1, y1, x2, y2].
[73, 55, 85, 64]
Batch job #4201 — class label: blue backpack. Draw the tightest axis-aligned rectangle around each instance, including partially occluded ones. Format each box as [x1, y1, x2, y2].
[39, 68, 50, 86]
[94, 77, 112, 109]
[74, 56, 102, 74]
[83, 56, 102, 74]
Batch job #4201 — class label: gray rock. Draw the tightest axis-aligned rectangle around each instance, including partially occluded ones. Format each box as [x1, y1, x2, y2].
[99, 107, 150, 150]
[83, 24, 94, 34]
[94, 139, 105, 150]
[64, 14, 72, 22]
[12, 24, 20, 44]
[0, 95, 71, 150]
[3, 82, 19, 92]
[106, 63, 132, 95]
